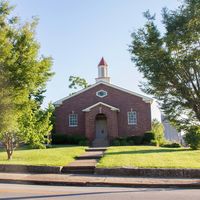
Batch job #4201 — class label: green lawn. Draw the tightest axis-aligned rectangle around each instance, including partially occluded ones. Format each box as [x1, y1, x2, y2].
[97, 146, 200, 169]
[0, 145, 85, 166]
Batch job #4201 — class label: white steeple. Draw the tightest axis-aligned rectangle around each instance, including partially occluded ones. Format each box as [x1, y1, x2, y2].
[95, 57, 110, 83]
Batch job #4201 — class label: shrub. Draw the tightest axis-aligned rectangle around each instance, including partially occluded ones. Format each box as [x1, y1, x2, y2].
[111, 137, 128, 146]
[46, 144, 53, 148]
[67, 135, 87, 144]
[127, 136, 143, 145]
[184, 126, 200, 150]
[150, 139, 157, 146]
[51, 134, 67, 144]
[78, 139, 89, 146]
[120, 139, 128, 146]
[161, 142, 181, 148]
[111, 136, 144, 146]
[52, 134, 88, 145]
[151, 119, 165, 147]
[30, 142, 46, 149]
[128, 140, 135, 145]
[143, 131, 155, 144]
[111, 139, 121, 146]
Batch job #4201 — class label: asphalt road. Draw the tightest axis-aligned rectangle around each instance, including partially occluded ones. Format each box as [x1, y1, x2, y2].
[0, 183, 200, 200]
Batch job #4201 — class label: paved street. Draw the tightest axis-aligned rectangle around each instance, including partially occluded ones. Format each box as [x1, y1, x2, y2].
[0, 183, 200, 200]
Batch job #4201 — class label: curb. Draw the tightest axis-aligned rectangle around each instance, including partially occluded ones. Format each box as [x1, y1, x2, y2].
[1, 178, 200, 189]
[95, 167, 200, 178]
[0, 164, 62, 174]
[1, 164, 200, 179]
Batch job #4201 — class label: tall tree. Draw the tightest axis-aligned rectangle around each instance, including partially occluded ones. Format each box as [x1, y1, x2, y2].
[129, 0, 200, 130]
[0, 1, 53, 159]
[19, 103, 54, 149]
[68, 76, 89, 95]
[69, 76, 89, 90]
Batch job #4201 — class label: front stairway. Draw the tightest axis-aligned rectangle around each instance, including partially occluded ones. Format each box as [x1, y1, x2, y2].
[92, 138, 109, 147]
[62, 147, 107, 174]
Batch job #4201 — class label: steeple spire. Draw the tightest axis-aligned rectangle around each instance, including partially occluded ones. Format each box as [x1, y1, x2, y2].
[98, 57, 108, 66]
[95, 57, 110, 83]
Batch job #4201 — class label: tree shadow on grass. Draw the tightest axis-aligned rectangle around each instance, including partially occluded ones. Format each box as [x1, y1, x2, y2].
[105, 148, 192, 156]
[0, 145, 83, 152]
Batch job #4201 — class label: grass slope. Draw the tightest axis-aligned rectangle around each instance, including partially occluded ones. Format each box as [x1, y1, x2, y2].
[98, 146, 200, 168]
[0, 145, 85, 166]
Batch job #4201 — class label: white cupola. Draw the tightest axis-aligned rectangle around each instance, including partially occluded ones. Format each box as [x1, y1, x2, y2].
[95, 57, 110, 83]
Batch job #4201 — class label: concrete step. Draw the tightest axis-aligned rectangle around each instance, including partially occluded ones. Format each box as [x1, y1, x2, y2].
[62, 148, 106, 174]
[61, 167, 95, 174]
[67, 159, 97, 167]
[92, 143, 108, 147]
[75, 151, 103, 160]
[85, 147, 107, 152]
[92, 139, 109, 147]
[75, 155, 102, 160]
[62, 159, 97, 174]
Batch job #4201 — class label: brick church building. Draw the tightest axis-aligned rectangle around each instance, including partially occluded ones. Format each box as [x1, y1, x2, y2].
[54, 58, 153, 146]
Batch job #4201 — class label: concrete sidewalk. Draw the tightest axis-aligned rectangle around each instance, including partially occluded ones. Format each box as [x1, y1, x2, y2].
[62, 147, 107, 174]
[0, 173, 200, 188]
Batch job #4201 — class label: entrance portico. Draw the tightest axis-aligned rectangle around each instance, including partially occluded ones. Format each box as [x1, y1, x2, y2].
[82, 102, 119, 146]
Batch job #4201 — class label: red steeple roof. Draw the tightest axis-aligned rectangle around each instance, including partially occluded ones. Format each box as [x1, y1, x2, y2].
[98, 57, 108, 66]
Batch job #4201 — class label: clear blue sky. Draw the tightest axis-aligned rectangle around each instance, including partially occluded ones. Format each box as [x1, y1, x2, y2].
[11, 0, 181, 120]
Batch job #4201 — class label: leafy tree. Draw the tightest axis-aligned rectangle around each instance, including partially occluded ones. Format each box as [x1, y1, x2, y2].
[129, 0, 200, 130]
[151, 119, 165, 147]
[19, 103, 54, 149]
[69, 76, 89, 89]
[0, 1, 53, 159]
[184, 126, 200, 150]
[68, 76, 89, 95]
[0, 80, 22, 159]
[30, 88, 47, 108]
[19, 86, 55, 149]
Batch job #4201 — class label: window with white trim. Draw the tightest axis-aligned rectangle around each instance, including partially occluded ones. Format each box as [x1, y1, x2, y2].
[128, 111, 137, 125]
[69, 114, 78, 127]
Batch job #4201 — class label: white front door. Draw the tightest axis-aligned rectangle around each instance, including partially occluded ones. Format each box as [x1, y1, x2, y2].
[95, 119, 107, 140]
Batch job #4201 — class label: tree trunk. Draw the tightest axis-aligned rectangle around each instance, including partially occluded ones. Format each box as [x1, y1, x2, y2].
[7, 151, 13, 160]
[6, 149, 13, 160]
[5, 135, 14, 160]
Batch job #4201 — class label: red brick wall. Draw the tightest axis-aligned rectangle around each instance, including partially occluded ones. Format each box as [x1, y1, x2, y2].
[54, 83, 151, 141]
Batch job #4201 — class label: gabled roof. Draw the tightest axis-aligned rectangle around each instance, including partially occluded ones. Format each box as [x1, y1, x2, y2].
[54, 81, 153, 106]
[98, 57, 108, 66]
[82, 102, 120, 112]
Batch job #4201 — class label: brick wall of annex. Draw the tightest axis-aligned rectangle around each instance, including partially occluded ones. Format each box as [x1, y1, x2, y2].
[54, 83, 151, 139]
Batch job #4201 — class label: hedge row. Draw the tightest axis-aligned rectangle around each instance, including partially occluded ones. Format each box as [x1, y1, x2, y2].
[111, 131, 155, 146]
[51, 134, 88, 146]
[51, 132, 181, 148]
[111, 132, 181, 147]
